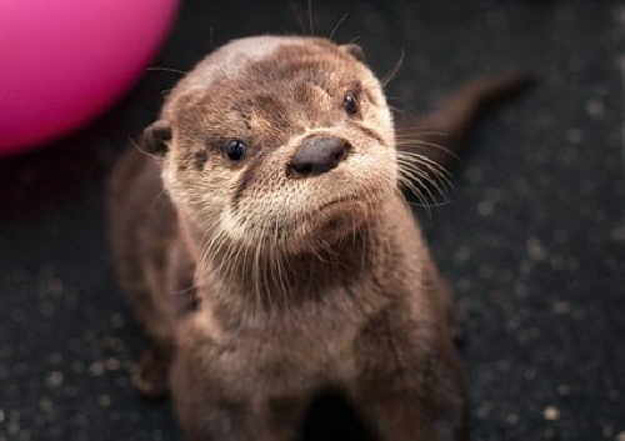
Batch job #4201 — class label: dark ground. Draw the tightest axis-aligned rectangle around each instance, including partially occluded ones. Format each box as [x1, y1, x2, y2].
[1, 1, 623, 440]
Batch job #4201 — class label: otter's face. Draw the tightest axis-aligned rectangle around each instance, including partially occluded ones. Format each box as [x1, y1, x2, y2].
[145, 37, 397, 253]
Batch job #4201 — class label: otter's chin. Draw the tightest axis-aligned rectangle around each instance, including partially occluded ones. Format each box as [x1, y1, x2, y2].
[284, 197, 382, 255]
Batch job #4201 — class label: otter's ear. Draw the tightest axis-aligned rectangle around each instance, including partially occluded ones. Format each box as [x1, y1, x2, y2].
[340, 44, 365, 62]
[141, 120, 171, 156]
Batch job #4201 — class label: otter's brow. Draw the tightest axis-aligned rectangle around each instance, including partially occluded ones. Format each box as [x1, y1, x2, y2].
[345, 80, 377, 106]
[343, 80, 363, 96]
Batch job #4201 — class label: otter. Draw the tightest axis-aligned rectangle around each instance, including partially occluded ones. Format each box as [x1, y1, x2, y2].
[108, 35, 529, 441]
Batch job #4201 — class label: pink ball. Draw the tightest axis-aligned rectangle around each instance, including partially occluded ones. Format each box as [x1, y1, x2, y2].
[0, 0, 179, 156]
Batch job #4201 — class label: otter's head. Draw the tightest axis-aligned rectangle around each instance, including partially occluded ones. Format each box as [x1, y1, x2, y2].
[143, 36, 398, 255]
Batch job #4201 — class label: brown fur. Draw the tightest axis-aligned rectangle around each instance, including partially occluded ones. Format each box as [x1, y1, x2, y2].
[108, 35, 528, 440]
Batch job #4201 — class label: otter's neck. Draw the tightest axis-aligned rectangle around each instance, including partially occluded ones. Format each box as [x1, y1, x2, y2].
[178, 198, 407, 326]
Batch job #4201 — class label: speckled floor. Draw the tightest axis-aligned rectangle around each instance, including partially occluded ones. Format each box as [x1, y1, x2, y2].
[1, 1, 623, 440]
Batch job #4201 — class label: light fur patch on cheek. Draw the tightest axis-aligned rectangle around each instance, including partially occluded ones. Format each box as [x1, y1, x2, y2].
[351, 149, 397, 190]
[161, 162, 184, 203]
[219, 208, 248, 241]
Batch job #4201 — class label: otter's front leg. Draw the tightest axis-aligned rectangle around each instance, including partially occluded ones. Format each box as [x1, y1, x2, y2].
[353, 307, 468, 441]
[133, 240, 197, 399]
[133, 343, 173, 398]
[170, 353, 305, 441]
[356, 360, 468, 441]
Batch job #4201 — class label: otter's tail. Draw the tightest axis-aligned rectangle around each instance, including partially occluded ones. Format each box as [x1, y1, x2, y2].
[395, 72, 534, 167]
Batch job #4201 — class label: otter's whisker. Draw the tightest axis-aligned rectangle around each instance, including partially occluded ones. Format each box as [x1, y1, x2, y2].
[289, 1, 307, 35]
[398, 150, 452, 175]
[397, 150, 454, 186]
[146, 66, 188, 76]
[130, 138, 161, 161]
[399, 179, 433, 216]
[307, 0, 315, 36]
[329, 12, 349, 41]
[382, 49, 405, 88]
[395, 138, 458, 159]
[397, 158, 444, 203]
[397, 157, 452, 200]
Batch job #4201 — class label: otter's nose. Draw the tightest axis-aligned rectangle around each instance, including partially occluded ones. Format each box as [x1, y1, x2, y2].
[289, 136, 350, 177]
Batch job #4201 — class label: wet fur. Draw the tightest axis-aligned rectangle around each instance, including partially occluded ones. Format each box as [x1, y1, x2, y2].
[108, 35, 528, 440]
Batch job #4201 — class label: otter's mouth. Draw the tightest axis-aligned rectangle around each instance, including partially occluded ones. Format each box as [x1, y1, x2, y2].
[292, 192, 381, 240]
[227, 188, 388, 255]
[317, 195, 362, 212]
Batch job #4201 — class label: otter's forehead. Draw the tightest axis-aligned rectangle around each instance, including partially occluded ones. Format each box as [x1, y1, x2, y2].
[173, 36, 310, 94]
[162, 36, 373, 122]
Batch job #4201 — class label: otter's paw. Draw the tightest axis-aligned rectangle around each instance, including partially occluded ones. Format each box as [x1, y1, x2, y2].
[132, 347, 170, 399]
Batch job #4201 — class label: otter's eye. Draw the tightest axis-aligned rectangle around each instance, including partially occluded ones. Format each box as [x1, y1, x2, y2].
[223, 139, 247, 161]
[343, 92, 359, 115]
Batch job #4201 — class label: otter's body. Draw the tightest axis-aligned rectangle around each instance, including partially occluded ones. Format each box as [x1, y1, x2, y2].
[109, 35, 528, 441]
